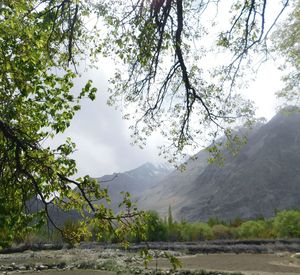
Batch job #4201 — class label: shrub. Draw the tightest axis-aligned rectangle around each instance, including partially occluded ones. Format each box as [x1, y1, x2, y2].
[22, 226, 63, 245]
[195, 223, 214, 240]
[167, 222, 182, 241]
[180, 222, 213, 241]
[273, 210, 300, 238]
[145, 211, 167, 241]
[212, 224, 233, 239]
[208, 217, 226, 227]
[237, 220, 266, 239]
[259, 219, 276, 239]
[62, 219, 91, 246]
[229, 217, 243, 227]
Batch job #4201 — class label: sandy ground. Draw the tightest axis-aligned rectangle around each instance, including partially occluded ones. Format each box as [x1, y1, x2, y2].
[150, 253, 300, 275]
[1, 248, 300, 275]
[30, 271, 115, 275]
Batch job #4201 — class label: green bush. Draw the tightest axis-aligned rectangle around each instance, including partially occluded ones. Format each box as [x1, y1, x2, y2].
[237, 220, 266, 239]
[62, 219, 91, 246]
[21, 226, 64, 245]
[229, 217, 243, 228]
[167, 222, 182, 241]
[207, 217, 226, 227]
[273, 210, 300, 238]
[18, 210, 300, 244]
[180, 222, 213, 241]
[212, 224, 233, 239]
[145, 211, 167, 241]
[259, 219, 276, 239]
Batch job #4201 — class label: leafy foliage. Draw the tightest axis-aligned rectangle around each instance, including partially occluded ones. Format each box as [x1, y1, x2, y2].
[180, 222, 213, 241]
[144, 211, 168, 242]
[0, 0, 296, 247]
[91, 210, 300, 242]
[14, 209, 300, 244]
[164, 251, 183, 271]
[212, 224, 233, 240]
[273, 0, 300, 107]
[273, 210, 300, 238]
[237, 220, 266, 239]
[0, 0, 142, 247]
[95, 0, 290, 161]
[62, 219, 92, 246]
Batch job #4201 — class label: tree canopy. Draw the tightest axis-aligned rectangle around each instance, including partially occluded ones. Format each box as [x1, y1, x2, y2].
[0, 0, 297, 246]
[0, 0, 140, 247]
[96, 0, 292, 160]
[273, 0, 300, 107]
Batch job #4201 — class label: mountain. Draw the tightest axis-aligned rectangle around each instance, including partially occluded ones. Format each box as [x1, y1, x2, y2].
[97, 162, 173, 209]
[28, 110, 300, 225]
[139, 110, 300, 221]
[27, 162, 172, 226]
[26, 198, 81, 227]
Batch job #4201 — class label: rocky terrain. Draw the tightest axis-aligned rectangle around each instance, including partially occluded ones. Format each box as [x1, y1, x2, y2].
[97, 162, 173, 209]
[1, 241, 300, 274]
[139, 110, 300, 221]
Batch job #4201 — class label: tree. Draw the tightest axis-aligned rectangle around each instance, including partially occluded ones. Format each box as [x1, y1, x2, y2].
[237, 220, 266, 239]
[273, 0, 300, 107]
[167, 205, 173, 228]
[144, 211, 167, 241]
[0, 0, 294, 246]
[96, 0, 291, 161]
[273, 210, 300, 238]
[0, 0, 140, 247]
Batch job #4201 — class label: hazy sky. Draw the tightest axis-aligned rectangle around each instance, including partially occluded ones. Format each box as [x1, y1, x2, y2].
[50, 61, 168, 177]
[48, 2, 287, 178]
[49, 58, 283, 178]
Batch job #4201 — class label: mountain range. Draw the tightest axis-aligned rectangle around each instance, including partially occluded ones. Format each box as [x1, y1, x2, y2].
[96, 162, 172, 209]
[29, 110, 300, 224]
[100, 110, 300, 221]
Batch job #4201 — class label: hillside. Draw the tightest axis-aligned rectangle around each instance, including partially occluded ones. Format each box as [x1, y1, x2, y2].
[96, 162, 172, 209]
[28, 111, 300, 224]
[27, 162, 172, 225]
[139, 110, 300, 221]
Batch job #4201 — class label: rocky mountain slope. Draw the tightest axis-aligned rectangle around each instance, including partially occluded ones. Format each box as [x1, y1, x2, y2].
[29, 110, 300, 224]
[27, 163, 172, 226]
[138, 111, 300, 221]
[97, 162, 172, 209]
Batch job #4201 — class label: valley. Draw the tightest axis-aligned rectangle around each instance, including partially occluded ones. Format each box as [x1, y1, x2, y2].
[99, 111, 300, 222]
[1, 241, 300, 274]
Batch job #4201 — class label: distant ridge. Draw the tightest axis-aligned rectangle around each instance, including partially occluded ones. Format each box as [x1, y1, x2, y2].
[96, 162, 173, 209]
[27, 162, 172, 225]
[138, 110, 300, 221]
[28, 110, 300, 224]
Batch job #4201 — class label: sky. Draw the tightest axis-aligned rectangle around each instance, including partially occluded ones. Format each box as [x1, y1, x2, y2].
[48, 1, 288, 178]
[49, 58, 283, 178]
[50, 61, 168, 177]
